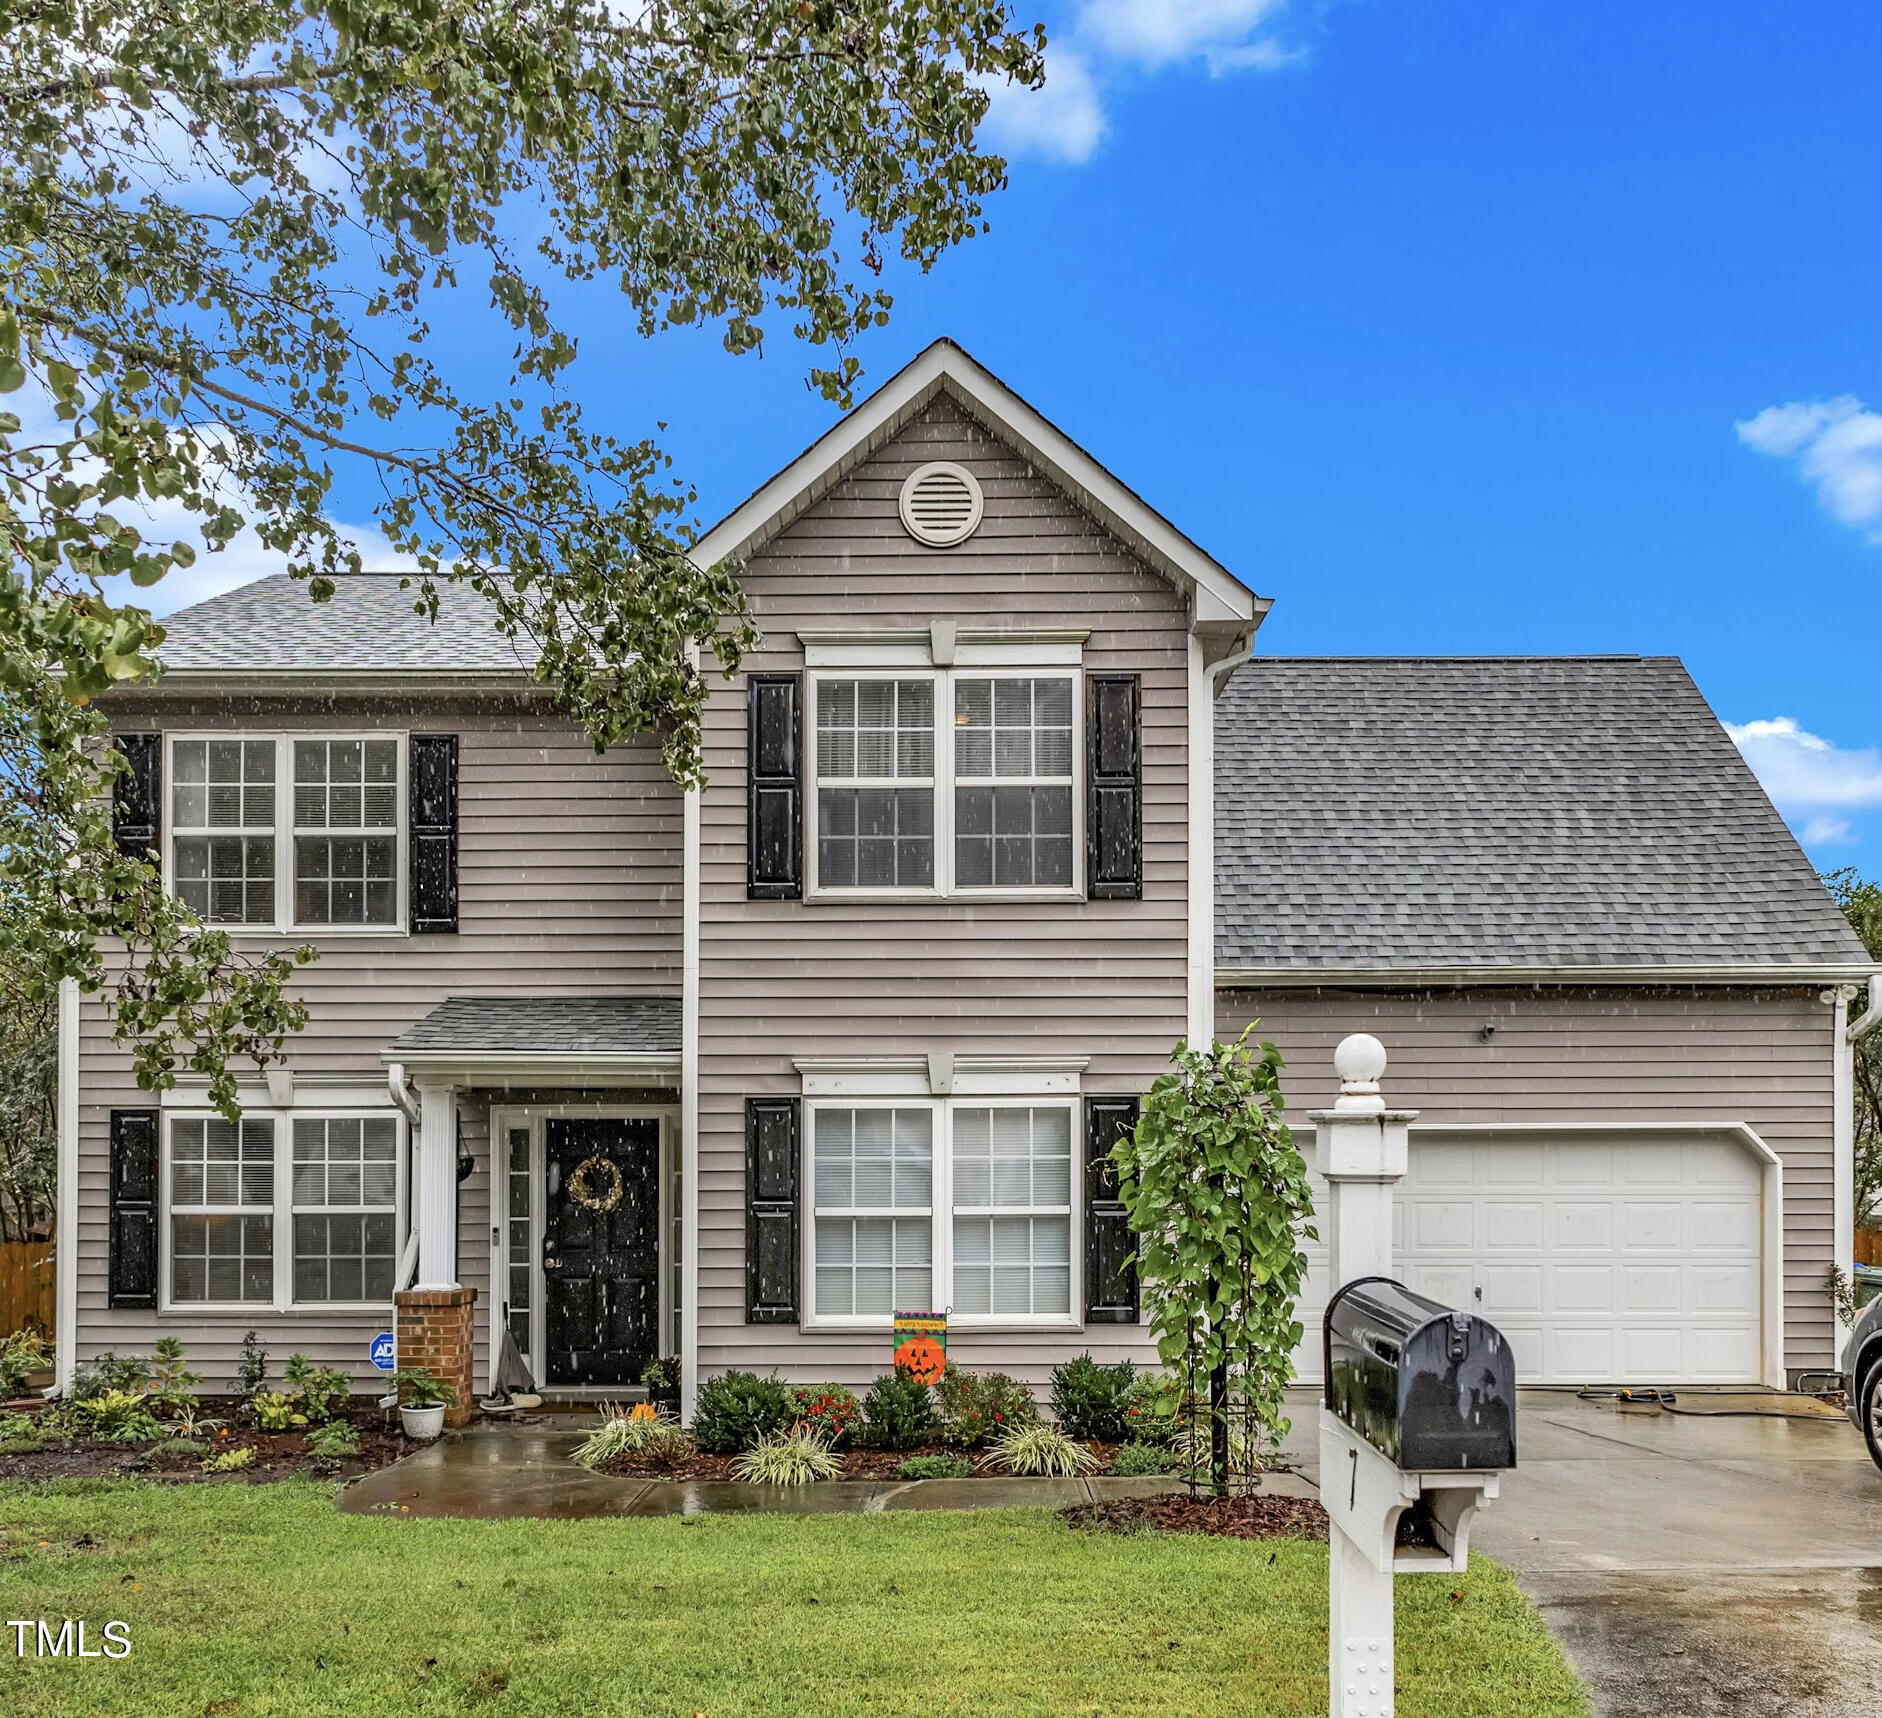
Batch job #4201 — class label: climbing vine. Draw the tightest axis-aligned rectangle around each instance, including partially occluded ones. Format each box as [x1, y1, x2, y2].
[1112, 1026, 1316, 1495]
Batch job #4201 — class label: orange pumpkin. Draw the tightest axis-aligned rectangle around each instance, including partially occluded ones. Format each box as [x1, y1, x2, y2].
[627, 1402, 658, 1422]
[894, 1335, 947, 1385]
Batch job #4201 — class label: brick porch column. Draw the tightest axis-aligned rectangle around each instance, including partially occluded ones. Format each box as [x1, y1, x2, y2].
[395, 1287, 478, 1427]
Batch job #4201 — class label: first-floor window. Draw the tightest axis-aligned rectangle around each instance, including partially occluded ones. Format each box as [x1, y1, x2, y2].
[166, 1112, 402, 1308]
[291, 1117, 399, 1302]
[169, 1117, 275, 1302]
[808, 1099, 1076, 1326]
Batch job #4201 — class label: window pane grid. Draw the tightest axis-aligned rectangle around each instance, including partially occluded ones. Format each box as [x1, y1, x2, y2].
[950, 1105, 1073, 1319]
[954, 678, 1075, 890]
[290, 1116, 397, 1304]
[812, 1106, 934, 1319]
[169, 1117, 275, 1304]
[816, 679, 935, 890]
[293, 738, 400, 927]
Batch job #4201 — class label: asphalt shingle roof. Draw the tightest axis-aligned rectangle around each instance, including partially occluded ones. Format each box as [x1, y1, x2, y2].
[1214, 656, 1870, 972]
[387, 997, 682, 1056]
[155, 574, 536, 672]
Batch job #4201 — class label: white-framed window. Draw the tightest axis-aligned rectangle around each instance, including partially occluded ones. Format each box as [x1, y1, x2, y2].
[165, 732, 407, 934]
[806, 670, 1082, 900]
[290, 1116, 400, 1302]
[804, 1097, 1079, 1328]
[162, 1111, 405, 1310]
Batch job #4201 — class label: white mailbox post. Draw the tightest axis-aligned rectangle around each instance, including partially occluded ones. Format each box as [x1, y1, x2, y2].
[1310, 1034, 1506, 1718]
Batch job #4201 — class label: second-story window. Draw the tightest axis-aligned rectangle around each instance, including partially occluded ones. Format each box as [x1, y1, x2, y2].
[293, 739, 400, 926]
[806, 670, 1081, 899]
[166, 733, 406, 934]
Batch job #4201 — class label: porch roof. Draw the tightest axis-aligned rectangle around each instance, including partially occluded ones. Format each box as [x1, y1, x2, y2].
[386, 996, 683, 1058]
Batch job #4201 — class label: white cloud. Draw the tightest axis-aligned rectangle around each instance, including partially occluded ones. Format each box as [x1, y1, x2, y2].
[1080, 0, 1291, 67]
[1726, 717, 1882, 814]
[1735, 395, 1882, 541]
[986, 0, 1305, 163]
[1800, 815, 1857, 847]
[982, 48, 1107, 165]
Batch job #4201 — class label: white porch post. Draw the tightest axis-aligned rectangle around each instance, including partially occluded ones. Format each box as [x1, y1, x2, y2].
[414, 1082, 460, 1291]
[1311, 1034, 1417, 1718]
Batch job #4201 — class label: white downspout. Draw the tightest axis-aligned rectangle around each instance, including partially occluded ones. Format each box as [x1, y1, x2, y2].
[387, 1063, 422, 1293]
[1849, 975, 1882, 1044]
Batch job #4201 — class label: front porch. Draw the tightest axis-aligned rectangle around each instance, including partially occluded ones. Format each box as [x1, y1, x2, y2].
[382, 995, 684, 1423]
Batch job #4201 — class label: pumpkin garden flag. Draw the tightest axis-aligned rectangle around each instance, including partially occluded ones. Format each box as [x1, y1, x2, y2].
[892, 1312, 947, 1383]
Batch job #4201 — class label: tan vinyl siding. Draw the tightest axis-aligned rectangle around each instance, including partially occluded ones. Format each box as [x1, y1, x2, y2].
[73, 700, 681, 1386]
[1214, 985, 1840, 1373]
[697, 398, 1189, 1389]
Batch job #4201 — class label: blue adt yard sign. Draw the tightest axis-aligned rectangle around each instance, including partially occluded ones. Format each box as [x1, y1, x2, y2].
[369, 1333, 396, 1372]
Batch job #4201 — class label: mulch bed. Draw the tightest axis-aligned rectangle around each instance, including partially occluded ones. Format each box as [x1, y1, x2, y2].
[592, 1439, 1130, 1484]
[0, 1399, 413, 1485]
[1061, 1490, 1329, 1540]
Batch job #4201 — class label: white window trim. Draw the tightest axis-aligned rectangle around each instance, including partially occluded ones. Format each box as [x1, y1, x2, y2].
[804, 667, 1085, 903]
[159, 1109, 408, 1315]
[163, 731, 409, 937]
[802, 1094, 1083, 1334]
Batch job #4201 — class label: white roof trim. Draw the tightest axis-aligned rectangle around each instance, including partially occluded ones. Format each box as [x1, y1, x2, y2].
[1216, 963, 1882, 988]
[690, 340, 1267, 628]
[377, 1050, 681, 1089]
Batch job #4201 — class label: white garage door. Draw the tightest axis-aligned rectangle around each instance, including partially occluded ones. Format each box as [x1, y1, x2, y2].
[1292, 1131, 1766, 1386]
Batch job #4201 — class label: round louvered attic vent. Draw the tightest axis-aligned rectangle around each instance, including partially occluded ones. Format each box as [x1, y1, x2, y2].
[898, 461, 984, 548]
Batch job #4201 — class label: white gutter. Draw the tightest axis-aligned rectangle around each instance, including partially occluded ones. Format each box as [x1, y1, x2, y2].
[1216, 963, 1882, 989]
[1849, 974, 1882, 1042]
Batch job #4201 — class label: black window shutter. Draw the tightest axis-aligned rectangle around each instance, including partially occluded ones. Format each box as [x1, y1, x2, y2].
[747, 675, 802, 899]
[1086, 674, 1142, 900]
[1084, 1096, 1140, 1323]
[746, 1098, 800, 1322]
[109, 1109, 161, 1309]
[409, 735, 459, 933]
[113, 734, 161, 863]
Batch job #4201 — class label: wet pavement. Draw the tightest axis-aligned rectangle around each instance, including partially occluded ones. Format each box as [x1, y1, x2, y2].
[1290, 1390, 1882, 1718]
[335, 1424, 1322, 1520]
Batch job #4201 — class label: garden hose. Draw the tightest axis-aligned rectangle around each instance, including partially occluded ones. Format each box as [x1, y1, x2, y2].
[1574, 1385, 1841, 1423]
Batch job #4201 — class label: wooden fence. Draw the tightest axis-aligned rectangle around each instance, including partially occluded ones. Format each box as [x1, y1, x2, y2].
[1858, 1227, 1882, 1269]
[0, 1240, 56, 1339]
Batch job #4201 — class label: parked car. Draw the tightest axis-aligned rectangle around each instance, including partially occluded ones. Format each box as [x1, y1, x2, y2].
[1847, 1284, 1882, 1473]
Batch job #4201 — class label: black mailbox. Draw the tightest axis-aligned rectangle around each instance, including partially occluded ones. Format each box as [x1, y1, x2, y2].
[1324, 1276, 1517, 1471]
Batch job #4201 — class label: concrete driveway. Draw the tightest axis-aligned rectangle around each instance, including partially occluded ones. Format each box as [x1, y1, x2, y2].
[1298, 1390, 1882, 1718]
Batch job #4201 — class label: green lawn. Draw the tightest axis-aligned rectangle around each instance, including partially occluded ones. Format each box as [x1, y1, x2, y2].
[0, 1481, 1585, 1717]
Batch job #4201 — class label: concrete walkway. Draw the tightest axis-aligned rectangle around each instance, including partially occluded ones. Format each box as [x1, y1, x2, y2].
[1289, 1390, 1882, 1718]
[335, 1424, 1320, 1520]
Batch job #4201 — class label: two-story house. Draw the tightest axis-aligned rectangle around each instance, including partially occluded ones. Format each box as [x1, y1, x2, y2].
[54, 341, 1877, 1420]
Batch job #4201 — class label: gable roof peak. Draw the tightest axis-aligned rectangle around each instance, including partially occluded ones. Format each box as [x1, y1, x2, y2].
[691, 338, 1267, 630]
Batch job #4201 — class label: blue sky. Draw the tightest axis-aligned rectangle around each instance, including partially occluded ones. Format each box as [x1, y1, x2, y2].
[151, 1, 1882, 866]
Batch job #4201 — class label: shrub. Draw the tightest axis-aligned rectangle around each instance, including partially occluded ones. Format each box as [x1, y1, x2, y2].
[861, 1371, 936, 1451]
[1050, 1353, 1136, 1442]
[250, 1391, 308, 1431]
[70, 1388, 164, 1442]
[691, 1370, 791, 1454]
[234, 1330, 269, 1399]
[201, 1445, 257, 1472]
[934, 1366, 1036, 1448]
[69, 1351, 150, 1401]
[283, 1354, 348, 1422]
[572, 1405, 693, 1469]
[895, 1453, 974, 1480]
[0, 1411, 44, 1455]
[149, 1336, 201, 1394]
[1119, 1372, 1190, 1445]
[0, 1330, 53, 1396]
[306, 1420, 362, 1466]
[1110, 1440, 1182, 1477]
[730, 1426, 843, 1486]
[787, 1383, 862, 1447]
[984, 1422, 1100, 1478]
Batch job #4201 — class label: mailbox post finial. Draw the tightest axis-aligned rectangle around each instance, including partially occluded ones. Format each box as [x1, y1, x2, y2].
[1332, 1033, 1388, 1113]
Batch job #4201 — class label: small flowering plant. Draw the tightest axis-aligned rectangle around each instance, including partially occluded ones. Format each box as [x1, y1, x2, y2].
[787, 1383, 862, 1447]
[934, 1365, 1037, 1449]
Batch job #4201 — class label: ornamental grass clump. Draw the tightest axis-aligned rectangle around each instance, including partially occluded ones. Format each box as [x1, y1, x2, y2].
[730, 1426, 843, 1486]
[984, 1421, 1099, 1478]
[1113, 1026, 1316, 1495]
[572, 1403, 692, 1470]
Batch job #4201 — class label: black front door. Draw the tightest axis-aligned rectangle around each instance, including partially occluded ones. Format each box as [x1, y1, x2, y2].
[543, 1118, 661, 1387]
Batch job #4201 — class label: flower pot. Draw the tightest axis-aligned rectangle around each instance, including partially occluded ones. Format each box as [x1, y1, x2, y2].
[400, 1404, 446, 1441]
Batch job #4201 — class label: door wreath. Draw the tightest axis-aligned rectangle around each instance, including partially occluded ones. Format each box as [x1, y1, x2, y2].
[567, 1155, 625, 1214]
